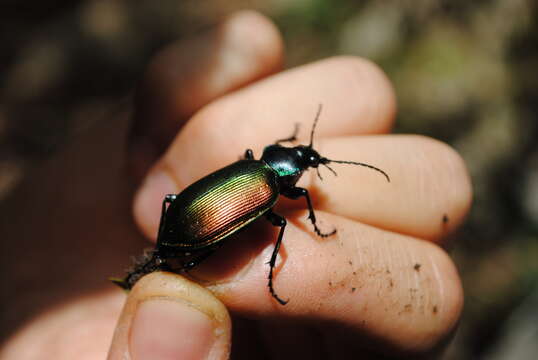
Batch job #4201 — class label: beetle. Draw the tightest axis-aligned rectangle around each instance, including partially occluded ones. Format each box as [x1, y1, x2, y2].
[113, 105, 390, 305]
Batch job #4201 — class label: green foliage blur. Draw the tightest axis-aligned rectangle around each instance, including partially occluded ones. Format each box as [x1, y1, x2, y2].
[1, 1, 537, 358]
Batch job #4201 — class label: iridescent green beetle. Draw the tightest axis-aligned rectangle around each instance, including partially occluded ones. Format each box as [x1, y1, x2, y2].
[114, 105, 390, 305]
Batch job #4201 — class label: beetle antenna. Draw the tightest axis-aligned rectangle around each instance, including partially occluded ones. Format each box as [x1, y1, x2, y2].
[323, 163, 338, 177]
[326, 159, 390, 182]
[309, 104, 323, 148]
[316, 167, 323, 181]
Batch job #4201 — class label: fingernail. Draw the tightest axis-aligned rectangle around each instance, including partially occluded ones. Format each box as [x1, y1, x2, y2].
[133, 169, 177, 240]
[130, 299, 215, 360]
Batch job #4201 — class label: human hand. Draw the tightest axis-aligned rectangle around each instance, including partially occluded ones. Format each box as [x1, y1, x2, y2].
[0, 10, 471, 360]
[114, 10, 471, 360]
[0, 10, 281, 360]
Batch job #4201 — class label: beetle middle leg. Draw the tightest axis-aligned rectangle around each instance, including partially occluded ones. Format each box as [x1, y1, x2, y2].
[282, 186, 336, 238]
[265, 210, 289, 305]
[244, 149, 254, 160]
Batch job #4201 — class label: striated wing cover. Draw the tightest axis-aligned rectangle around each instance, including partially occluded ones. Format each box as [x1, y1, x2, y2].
[160, 160, 279, 249]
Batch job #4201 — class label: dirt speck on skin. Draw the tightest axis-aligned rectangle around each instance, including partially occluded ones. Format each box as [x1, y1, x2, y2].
[398, 304, 413, 315]
[414, 263, 421, 271]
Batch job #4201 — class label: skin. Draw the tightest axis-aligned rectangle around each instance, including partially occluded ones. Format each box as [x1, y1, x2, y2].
[0, 10, 472, 360]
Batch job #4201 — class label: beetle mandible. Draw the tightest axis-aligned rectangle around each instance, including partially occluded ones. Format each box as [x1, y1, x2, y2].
[113, 105, 390, 305]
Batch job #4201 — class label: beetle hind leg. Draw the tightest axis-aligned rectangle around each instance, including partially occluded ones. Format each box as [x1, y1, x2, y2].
[265, 210, 289, 305]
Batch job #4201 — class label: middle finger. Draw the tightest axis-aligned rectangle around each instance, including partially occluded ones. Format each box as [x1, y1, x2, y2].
[166, 56, 396, 184]
[292, 135, 472, 243]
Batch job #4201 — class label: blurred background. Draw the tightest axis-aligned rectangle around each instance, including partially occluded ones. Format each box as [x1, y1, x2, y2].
[1, 0, 537, 358]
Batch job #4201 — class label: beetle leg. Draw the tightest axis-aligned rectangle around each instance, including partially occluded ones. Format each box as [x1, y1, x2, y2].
[244, 149, 254, 160]
[156, 194, 177, 245]
[274, 123, 299, 144]
[120, 251, 165, 289]
[282, 186, 337, 238]
[265, 210, 289, 305]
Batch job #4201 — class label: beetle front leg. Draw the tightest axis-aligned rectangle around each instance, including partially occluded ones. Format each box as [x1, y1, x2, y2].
[265, 210, 289, 305]
[282, 186, 336, 238]
[274, 123, 299, 144]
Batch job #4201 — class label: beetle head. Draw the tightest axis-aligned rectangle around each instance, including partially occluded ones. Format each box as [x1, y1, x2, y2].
[303, 104, 390, 182]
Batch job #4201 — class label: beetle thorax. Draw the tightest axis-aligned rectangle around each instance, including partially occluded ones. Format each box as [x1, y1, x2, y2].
[261, 144, 323, 186]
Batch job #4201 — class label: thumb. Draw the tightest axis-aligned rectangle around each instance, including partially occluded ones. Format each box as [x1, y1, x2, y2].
[107, 272, 231, 360]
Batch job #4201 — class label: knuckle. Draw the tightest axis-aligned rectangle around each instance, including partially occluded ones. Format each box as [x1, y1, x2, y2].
[224, 10, 284, 70]
[324, 55, 397, 130]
